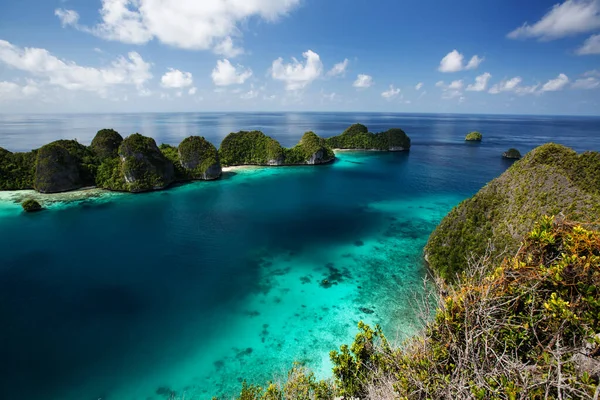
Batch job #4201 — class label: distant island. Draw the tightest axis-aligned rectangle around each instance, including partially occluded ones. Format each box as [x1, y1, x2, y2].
[465, 131, 483, 141]
[0, 124, 410, 196]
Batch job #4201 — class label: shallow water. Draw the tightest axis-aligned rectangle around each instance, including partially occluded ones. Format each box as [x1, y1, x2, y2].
[1, 113, 599, 400]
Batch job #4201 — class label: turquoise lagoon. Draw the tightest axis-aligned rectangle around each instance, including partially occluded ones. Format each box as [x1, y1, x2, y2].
[1, 113, 600, 400]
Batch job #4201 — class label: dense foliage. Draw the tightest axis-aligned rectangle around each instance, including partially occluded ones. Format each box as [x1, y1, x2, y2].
[503, 148, 522, 159]
[425, 143, 600, 280]
[33, 140, 98, 193]
[228, 218, 600, 399]
[178, 136, 222, 179]
[465, 131, 483, 141]
[90, 129, 124, 160]
[0, 148, 37, 190]
[219, 131, 286, 166]
[96, 133, 174, 192]
[326, 124, 411, 150]
[21, 198, 42, 212]
[284, 131, 335, 165]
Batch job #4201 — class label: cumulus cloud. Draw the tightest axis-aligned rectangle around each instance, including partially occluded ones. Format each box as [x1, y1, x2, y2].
[381, 84, 400, 99]
[0, 39, 152, 96]
[466, 72, 492, 92]
[55, 0, 300, 53]
[541, 73, 569, 91]
[213, 36, 244, 58]
[0, 80, 40, 101]
[436, 80, 464, 100]
[448, 80, 464, 90]
[507, 0, 600, 40]
[353, 74, 373, 88]
[576, 33, 600, 54]
[438, 50, 484, 72]
[572, 77, 600, 89]
[327, 59, 349, 77]
[211, 59, 252, 86]
[415, 82, 423, 90]
[240, 85, 259, 99]
[161, 68, 193, 88]
[188, 87, 197, 95]
[271, 50, 323, 90]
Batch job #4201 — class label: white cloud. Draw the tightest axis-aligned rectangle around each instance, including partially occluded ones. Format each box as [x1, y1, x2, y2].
[442, 90, 462, 99]
[0, 40, 152, 96]
[55, 9, 79, 27]
[211, 59, 252, 86]
[466, 72, 492, 92]
[271, 50, 323, 90]
[161, 68, 193, 88]
[353, 74, 373, 88]
[213, 36, 244, 58]
[448, 80, 463, 90]
[572, 77, 600, 89]
[188, 87, 197, 95]
[515, 84, 540, 95]
[489, 77, 523, 94]
[576, 34, 600, 54]
[327, 59, 349, 77]
[438, 50, 484, 72]
[435, 80, 445, 87]
[541, 73, 569, 91]
[415, 82, 423, 90]
[0, 80, 40, 101]
[56, 0, 301, 52]
[584, 69, 600, 77]
[507, 0, 600, 40]
[240, 84, 260, 99]
[321, 91, 337, 101]
[381, 84, 400, 99]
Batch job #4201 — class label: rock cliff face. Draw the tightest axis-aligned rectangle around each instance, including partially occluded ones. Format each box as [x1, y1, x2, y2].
[425, 143, 600, 280]
[285, 131, 335, 165]
[33, 140, 96, 193]
[91, 129, 124, 160]
[178, 136, 222, 180]
[326, 124, 411, 151]
[117, 134, 175, 192]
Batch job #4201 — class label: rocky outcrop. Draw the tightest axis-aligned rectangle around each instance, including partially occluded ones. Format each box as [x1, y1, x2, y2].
[178, 136, 222, 180]
[326, 124, 411, 151]
[91, 129, 124, 160]
[465, 131, 482, 141]
[502, 148, 521, 159]
[118, 134, 174, 192]
[286, 131, 335, 165]
[425, 143, 600, 279]
[21, 199, 42, 212]
[33, 140, 96, 193]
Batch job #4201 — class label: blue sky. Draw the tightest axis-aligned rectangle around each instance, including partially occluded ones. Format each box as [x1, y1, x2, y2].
[0, 0, 599, 115]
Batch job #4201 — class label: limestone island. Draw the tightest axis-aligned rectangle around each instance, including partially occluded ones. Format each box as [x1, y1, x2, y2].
[2, 127, 383, 196]
[21, 198, 42, 212]
[465, 131, 483, 141]
[326, 123, 411, 151]
[502, 148, 522, 159]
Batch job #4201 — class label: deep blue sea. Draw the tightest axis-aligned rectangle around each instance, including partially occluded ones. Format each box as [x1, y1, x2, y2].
[0, 113, 599, 400]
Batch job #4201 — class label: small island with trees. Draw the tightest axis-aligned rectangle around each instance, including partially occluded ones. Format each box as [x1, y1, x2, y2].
[465, 131, 483, 141]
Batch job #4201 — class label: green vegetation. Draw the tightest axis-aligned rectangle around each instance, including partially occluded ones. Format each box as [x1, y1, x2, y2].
[34, 140, 98, 193]
[0, 148, 37, 190]
[465, 131, 483, 141]
[90, 129, 124, 160]
[178, 136, 222, 180]
[228, 217, 600, 399]
[284, 131, 335, 165]
[97, 133, 175, 192]
[21, 198, 42, 212]
[425, 143, 600, 280]
[503, 147, 522, 159]
[219, 131, 286, 166]
[326, 124, 411, 150]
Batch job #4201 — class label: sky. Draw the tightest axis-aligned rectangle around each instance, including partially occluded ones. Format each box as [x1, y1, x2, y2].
[0, 0, 600, 115]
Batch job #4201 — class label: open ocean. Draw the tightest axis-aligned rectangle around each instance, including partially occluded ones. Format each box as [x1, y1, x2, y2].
[1, 112, 599, 400]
